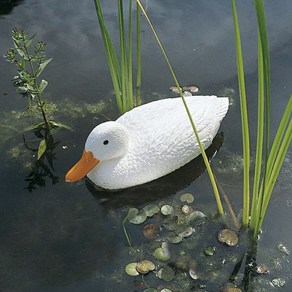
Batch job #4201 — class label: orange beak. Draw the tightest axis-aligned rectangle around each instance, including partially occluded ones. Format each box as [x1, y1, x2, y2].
[65, 150, 100, 182]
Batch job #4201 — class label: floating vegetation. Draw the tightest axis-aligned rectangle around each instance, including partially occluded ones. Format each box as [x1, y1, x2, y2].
[271, 277, 286, 288]
[276, 243, 290, 255]
[136, 260, 156, 274]
[120, 190, 291, 290]
[143, 223, 160, 239]
[169, 85, 199, 94]
[220, 282, 242, 292]
[154, 243, 171, 262]
[143, 204, 160, 217]
[125, 262, 139, 276]
[255, 263, 269, 275]
[218, 229, 239, 247]
[180, 192, 195, 204]
[157, 266, 175, 282]
[161, 205, 174, 216]
[204, 246, 216, 256]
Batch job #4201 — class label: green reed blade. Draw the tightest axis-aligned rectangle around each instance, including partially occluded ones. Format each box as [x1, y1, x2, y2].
[118, 0, 128, 112]
[94, 0, 123, 112]
[250, 33, 265, 229]
[136, 0, 224, 216]
[252, 0, 271, 234]
[254, 0, 271, 151]
[265, 96, 291, 185]
[127, 0, 134, 110]
[255, 117, 292, 235]
[136, 2, 142, 106]
[231, 0, 250, 227]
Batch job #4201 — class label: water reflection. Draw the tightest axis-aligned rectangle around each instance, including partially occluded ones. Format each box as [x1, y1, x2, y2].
[0, 0, 24, 15]
[88, 133, 224, 209]
[23, 130, 59, 191]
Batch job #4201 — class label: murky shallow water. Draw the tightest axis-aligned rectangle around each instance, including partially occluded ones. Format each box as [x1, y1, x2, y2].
[0, 0, 291, 291]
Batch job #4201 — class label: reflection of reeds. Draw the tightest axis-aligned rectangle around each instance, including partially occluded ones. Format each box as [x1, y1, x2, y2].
[94, 0, 141, 114]
[232, 0, 292, 237]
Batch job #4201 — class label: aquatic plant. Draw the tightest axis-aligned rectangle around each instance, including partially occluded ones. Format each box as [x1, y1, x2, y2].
[93, 0, 141, 114]
[231, 0, 292, 236]
[136, 0, 291, 238]
[4, 29, 71, 160]
[135, 0, 224, 217]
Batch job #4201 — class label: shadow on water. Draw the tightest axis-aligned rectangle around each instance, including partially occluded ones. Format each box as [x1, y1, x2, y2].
[0, 0, 24, 15]
[87, 132, 224, 209]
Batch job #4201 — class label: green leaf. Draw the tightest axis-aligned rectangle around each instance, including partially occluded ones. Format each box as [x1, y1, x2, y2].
[37, 138, 47, 160]
[26, 33, 36, 48]
[16, 86, 28, 94]
[38, 79, 48, 93]
[48, 121, 74, 131]
[18, 122, 47, 134]
[36, 58, 52, 77]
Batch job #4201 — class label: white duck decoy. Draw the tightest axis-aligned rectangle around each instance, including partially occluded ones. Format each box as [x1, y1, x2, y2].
[65, 95, 229, 190]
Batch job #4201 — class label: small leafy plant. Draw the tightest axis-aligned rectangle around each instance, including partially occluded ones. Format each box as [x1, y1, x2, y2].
[4, 28, 71, 160]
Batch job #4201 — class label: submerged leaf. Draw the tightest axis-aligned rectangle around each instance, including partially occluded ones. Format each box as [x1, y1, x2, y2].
[218, 229, 239, 246]
[271, 277, 286, 288]
[143, 223, 160, 239]
[37, 138, 47, 160]
[204, 246, 216, 256]
[220, 283, 241, 292]
[157, 266, 175, 282]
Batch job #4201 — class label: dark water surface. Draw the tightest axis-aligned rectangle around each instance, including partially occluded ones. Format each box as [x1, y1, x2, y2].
[0, 0, 291, 291]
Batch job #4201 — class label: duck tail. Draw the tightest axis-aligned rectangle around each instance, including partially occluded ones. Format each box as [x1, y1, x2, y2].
[216, 97, 229, 121]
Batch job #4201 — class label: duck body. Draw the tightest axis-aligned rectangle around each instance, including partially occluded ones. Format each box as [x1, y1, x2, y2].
[66, 95, 229, 190]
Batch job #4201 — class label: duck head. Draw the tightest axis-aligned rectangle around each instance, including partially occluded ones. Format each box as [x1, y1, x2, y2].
[65, 121, 129, 182]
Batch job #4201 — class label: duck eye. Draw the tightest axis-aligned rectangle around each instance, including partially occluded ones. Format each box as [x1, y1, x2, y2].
[103, 140, 109, 145]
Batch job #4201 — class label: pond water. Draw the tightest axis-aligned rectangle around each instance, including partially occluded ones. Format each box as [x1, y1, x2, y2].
[0, 0, 291, 291]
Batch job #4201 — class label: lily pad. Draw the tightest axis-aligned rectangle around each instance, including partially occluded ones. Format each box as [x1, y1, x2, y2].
[161, 205, 174, 215]
[163, 216, 178, 231]
[143, 204, 160, 217]
[167, 233, 183, 244]
[157, 266, 175, 282]
[126, 208, 139, 221]
[175, 226, 193, 238]
[125, 262, 139, 276]
[187, 211, 207, 225]
[136, 260, 155, 274]
[181, 204, 193, 215]
[169, 86, 182, 93]
[277, 243, 290, 255]
[154, 243, 171, 261]
[183, 85, 199, 93]
[180, 193, 194, 203]
[271, 277, 286, 288]
[143, 223, 160, 239]
[204, 246, 216, 256]
[129, 210, 147, 225]
[255, 263, 269, 274]
[218, 229, 239, 246]
[220, 283, 242, 292]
